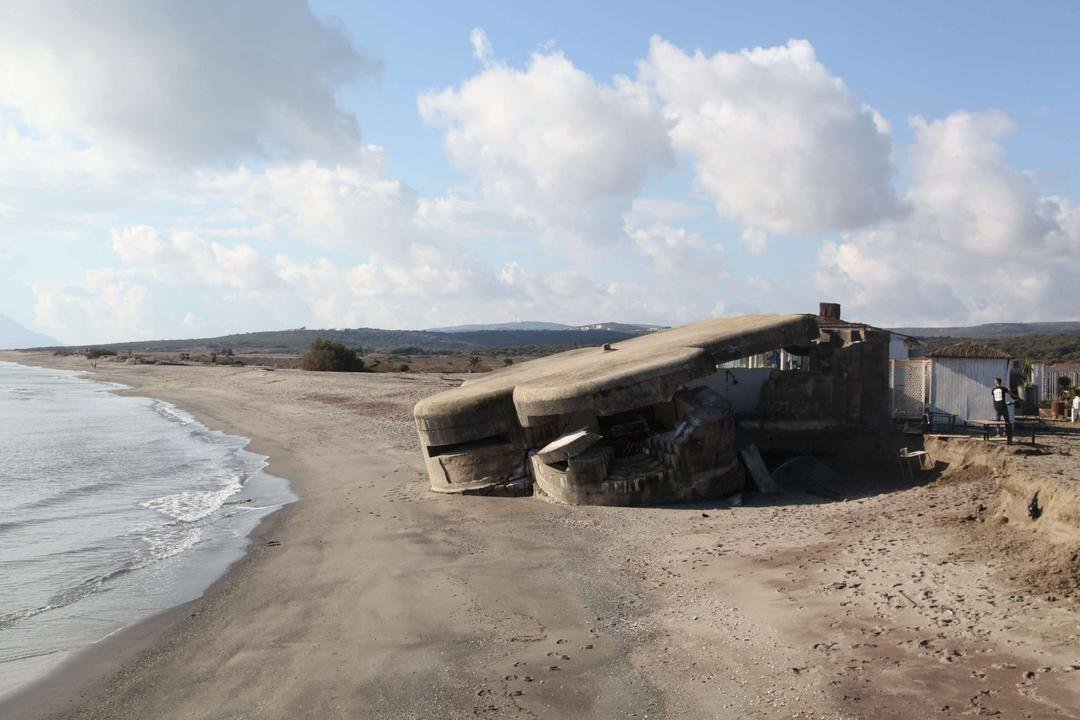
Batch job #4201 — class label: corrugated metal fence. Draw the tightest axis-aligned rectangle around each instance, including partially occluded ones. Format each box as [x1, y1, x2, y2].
[929, 358, 1010, 422]
[1031, 364, 1080, 401]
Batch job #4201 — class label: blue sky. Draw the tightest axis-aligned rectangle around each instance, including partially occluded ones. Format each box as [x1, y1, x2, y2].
[1, 1, 1078, 343]
[334, 0, 1079, 185]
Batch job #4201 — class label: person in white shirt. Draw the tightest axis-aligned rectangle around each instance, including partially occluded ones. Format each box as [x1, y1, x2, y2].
[1072, 393, 1080, 422]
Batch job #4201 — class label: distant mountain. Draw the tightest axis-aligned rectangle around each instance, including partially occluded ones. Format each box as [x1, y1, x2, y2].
[892, 321, 1080, 339]
[428, 321, 571, 332]
[0, 313, 60, 349]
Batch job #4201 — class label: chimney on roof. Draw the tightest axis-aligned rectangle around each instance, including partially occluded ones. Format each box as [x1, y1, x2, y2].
[818, 302, 841, 320]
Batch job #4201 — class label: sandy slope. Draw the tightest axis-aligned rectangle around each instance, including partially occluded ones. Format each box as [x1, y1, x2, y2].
[1, 354, 1078, 719]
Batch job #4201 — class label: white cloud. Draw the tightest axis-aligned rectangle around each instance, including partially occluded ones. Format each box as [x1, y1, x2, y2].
[470, 28, 495, 66]
[625, 222, 724, 277]
[9, 18, 1079, 341]
[816, 110, 1080, 324]
[640, 37, 898, 238]
[111, 226, 283, 293]
[34, 271, 153, 344]
[623, 198, 708, 225]
[0, 1, 409, 333]
[415, 194, 529, 239]
[906, 111, 1050, 255]
[420, 39, 675, 242]
[35, 221, 503, 338]
[0, 108, 121, 187]
[0, 0, 376, 166]
[32, 221, 747, 342]
[494, 251, 731, 328]
[203, 157, 420, 253]
[740, 227, 768, 255]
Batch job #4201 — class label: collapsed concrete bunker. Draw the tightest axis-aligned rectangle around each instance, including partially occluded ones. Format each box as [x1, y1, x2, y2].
[413, 306, 891, 505]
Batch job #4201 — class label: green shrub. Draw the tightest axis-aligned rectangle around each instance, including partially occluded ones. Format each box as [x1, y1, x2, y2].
[301, 339, 365, 372]
[84, 348, 117, 359]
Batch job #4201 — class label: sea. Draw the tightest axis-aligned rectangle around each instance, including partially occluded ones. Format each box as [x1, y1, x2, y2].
[0, 361, 295, 698]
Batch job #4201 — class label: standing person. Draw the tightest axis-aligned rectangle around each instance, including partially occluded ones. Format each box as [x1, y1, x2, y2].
[991, 378, 1012, 441]
[1072, 393, 1080, 423]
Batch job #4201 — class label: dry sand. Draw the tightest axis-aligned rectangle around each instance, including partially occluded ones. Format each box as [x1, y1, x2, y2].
[1, 353, 1078, 719]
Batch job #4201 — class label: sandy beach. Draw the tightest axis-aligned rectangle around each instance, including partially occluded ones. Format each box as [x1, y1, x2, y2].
[2, 353, 1078, 719]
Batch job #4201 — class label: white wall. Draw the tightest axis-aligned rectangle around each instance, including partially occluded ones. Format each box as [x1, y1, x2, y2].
[929, 358, 1010, 422]
[889, 335, 910, 361]
[690, 368, 773, 414]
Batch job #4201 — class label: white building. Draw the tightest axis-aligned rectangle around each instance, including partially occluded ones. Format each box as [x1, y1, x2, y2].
[888, 333, 922, 360]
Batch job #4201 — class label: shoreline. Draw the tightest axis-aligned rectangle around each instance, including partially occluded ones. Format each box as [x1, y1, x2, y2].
[0, 359, 301, 717]
[0, 353, 659, 719]
[0, 505, 299, 718]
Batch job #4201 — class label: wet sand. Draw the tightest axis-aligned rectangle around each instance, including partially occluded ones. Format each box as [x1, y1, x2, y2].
[1, 353, 1078, 719]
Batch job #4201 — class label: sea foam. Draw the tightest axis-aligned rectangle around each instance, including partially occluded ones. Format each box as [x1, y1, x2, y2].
[0, 361, 295, 698]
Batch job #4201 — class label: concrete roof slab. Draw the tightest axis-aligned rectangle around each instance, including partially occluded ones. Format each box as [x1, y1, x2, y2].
[414, 314, 818, 439]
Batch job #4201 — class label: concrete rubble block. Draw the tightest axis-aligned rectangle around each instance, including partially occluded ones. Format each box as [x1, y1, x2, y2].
[428, 441, 523, 494]
[566, 446, 613, 484]
[739, 445, 780, 494]
[536, 428, 601, 465]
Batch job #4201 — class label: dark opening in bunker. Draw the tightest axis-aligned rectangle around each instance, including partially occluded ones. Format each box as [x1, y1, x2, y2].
[597, 404, 674, 457]
[426, 433, 511, 457]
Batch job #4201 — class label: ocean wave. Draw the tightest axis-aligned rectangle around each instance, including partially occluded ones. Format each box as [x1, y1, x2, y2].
[0, 648, 63, 665]
[10, 481, 121, 512]
[139, 479, 244, 523]
[0, 526, 203, 632]
[0, 568, 127, 631]
[0, 509, 121, 534]
[0, 362, 292, 688]
[151, 401, 196, 426]
[2, 386, 37, 401]
[142, 525, 203, 562]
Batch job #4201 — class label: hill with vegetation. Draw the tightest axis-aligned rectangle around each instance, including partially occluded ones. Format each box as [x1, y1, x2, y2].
[30, 318, 1080, 365]
[894, 321, 1080, 338]
[30, 326, 645, 355]
[895, 320, 1080, 364]
[922, 334, 1080, 364]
